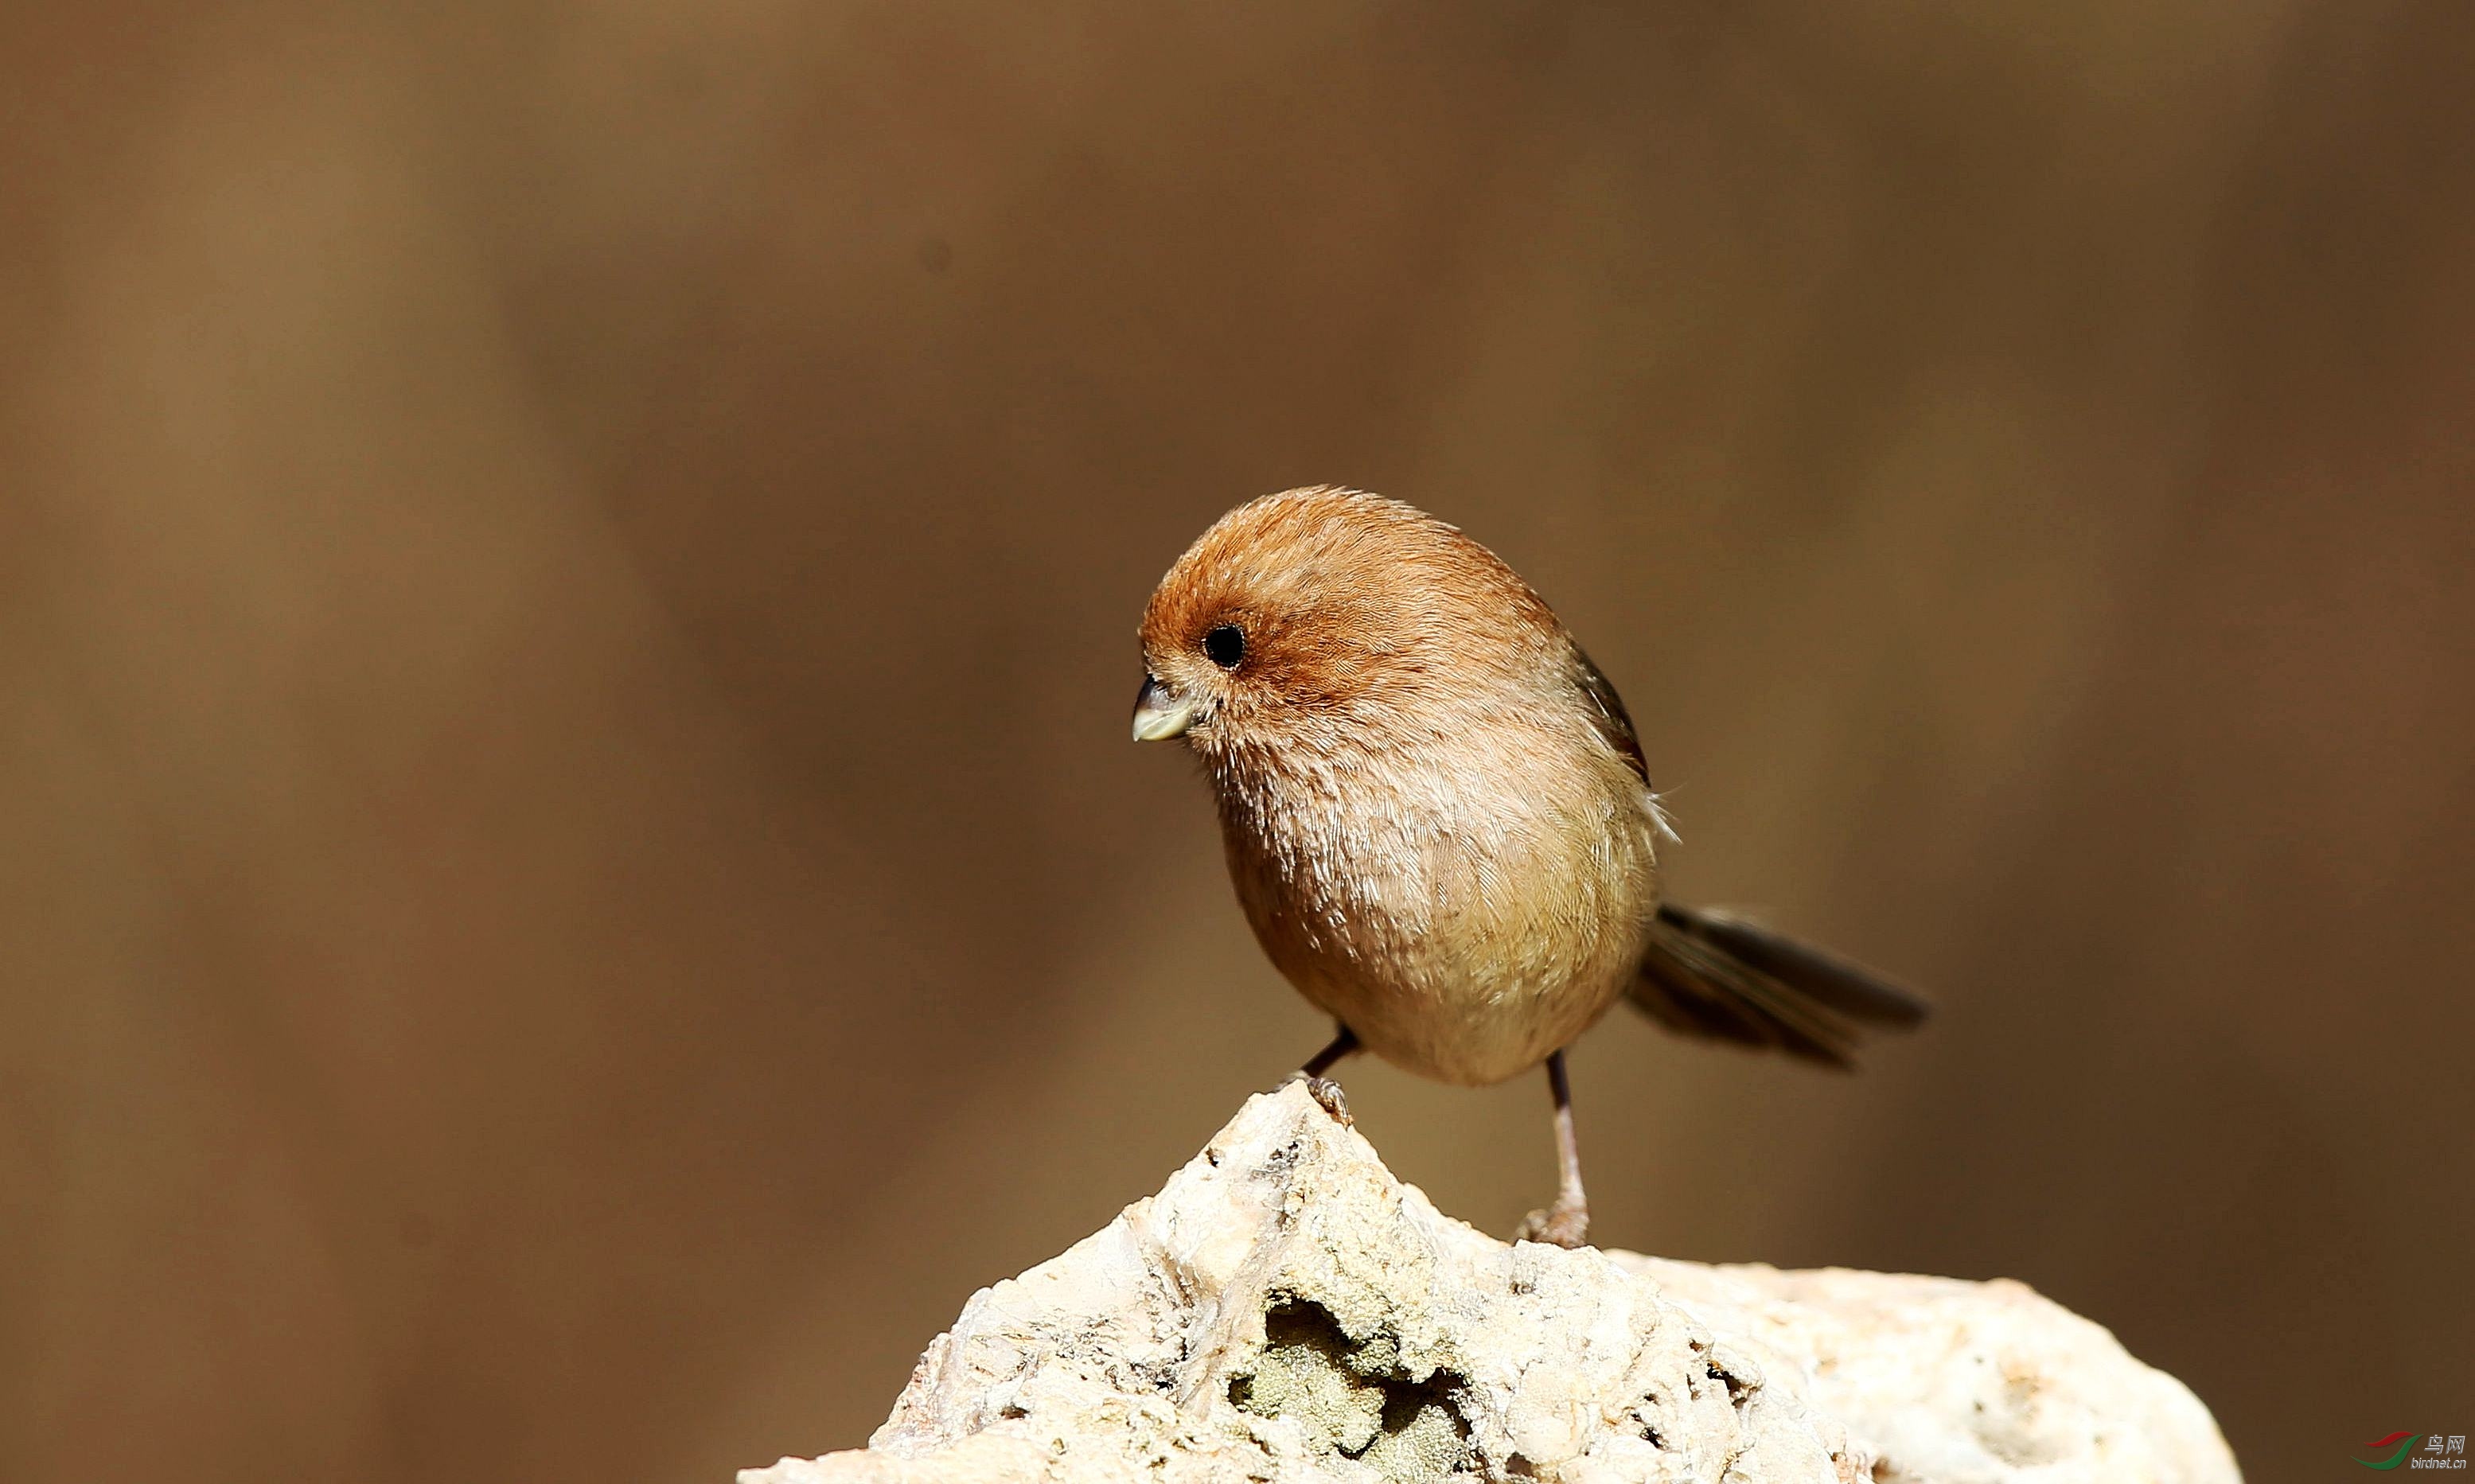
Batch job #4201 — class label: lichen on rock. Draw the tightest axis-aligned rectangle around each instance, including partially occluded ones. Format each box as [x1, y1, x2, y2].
[746, 1085, 2239, 1484]
[1226, 1294, 1473, 1482]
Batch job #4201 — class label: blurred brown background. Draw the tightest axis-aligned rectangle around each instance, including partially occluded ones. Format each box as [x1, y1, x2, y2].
[4, 2, 2470, 1482]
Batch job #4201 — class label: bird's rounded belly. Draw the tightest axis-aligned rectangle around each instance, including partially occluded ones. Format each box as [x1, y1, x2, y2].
[1228, 811, 1658, 1087]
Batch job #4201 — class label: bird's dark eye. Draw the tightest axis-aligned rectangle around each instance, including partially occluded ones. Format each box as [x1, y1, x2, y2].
[1203, 624, 1245, 668]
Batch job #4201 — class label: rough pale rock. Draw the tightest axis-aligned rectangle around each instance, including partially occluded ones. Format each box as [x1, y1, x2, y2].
[748, 1085, 2238, 1484]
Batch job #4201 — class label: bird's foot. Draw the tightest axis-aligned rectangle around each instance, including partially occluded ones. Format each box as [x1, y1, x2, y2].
[1280, 1070, 1353, 1127]
[1514, 1197, 1590, 1249]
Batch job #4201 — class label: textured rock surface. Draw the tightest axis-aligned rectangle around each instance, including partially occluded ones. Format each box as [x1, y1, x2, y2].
[747, 1085, 2239, 1484]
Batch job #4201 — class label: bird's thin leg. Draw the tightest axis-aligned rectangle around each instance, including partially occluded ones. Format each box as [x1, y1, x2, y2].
[1285, 1024, 1359, 1125]
[1300, 1025, 1358, 1077]
[1515, 1050, 1590, 1248]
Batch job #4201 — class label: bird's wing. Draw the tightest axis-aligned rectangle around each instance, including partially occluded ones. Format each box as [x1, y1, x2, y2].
[1566, 642, 1649, 785]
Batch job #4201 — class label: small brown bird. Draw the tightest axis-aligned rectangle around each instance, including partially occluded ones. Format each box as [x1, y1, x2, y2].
[1134, 486, 1927, 1247]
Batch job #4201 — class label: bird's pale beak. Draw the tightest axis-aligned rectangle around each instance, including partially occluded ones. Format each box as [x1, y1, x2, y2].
[1131, 675, 1199, 742]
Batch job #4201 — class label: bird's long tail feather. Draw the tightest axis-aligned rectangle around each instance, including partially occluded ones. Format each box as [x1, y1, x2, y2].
[1627, 903, 1930, 1068]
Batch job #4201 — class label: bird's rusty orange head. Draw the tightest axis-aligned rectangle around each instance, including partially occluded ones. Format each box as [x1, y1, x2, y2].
[1133, 486, 1564, 762]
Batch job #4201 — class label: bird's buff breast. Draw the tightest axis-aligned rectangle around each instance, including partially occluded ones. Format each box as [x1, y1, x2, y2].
[1215, 758, 1659, 1087]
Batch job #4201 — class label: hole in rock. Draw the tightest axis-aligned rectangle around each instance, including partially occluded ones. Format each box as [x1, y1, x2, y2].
[1226, 1295, 1475, 1482]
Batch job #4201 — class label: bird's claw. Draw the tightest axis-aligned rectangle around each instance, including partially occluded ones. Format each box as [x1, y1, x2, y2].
[1514, 1197, 1590, 1249]
[1281, 1070, 1354, 1127]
